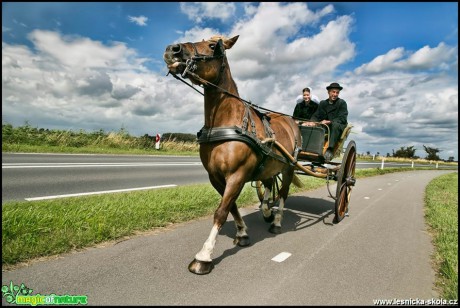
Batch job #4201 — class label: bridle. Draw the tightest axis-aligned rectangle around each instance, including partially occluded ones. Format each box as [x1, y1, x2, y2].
[168, 40, 268, 111]
[168, 39, 226, 91]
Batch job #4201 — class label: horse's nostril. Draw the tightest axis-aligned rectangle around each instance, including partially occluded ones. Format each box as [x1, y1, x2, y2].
[171, 44, 182, 55]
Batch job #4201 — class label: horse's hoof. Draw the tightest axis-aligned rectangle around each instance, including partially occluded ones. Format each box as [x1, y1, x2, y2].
[188, 259, 214, 275]
[263, 212, 275, 223]
[234, 235, 250, 247]
[269, 224, 282, 234]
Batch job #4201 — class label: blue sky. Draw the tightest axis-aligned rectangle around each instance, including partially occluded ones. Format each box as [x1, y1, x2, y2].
[2, 2, 458, 160]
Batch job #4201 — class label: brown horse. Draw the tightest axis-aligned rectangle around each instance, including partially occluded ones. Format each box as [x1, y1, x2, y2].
[163, 35, 302, 274]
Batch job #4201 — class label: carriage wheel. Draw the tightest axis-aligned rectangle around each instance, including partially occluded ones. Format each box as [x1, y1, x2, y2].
[255, 174, 283, 206]
[334, 140, 357, 223]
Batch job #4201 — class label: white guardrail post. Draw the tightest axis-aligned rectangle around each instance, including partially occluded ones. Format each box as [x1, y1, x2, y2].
[412, 161, 414, 168]
[381, 158, 384, 169]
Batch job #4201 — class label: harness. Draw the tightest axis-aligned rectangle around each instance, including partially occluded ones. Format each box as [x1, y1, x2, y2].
[168, 39, 297, 178]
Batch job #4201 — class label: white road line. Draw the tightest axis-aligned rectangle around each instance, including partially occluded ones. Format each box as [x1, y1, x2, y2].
[271, 252, 292, 262]
[25, 185, 177, 201]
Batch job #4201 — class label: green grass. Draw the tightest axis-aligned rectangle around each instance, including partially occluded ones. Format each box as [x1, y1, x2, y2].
[424, 173, 458, 300]
[2, 182, 260, 266]
[2, 143, 199, 156]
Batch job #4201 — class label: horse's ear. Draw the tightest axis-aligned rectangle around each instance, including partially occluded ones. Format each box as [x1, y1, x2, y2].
[223, 35, 239, 50]
[213, 39, 225, 58]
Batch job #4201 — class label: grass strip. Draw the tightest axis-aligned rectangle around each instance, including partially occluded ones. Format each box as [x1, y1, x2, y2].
[424, 172, 458, 300]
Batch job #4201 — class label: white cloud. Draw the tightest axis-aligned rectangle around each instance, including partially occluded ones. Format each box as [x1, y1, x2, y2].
[355, 43, 458, 74]
[26, 30, 146, 71]
[180, 2, 236, 23]
[128, 15, 148, 26]
[2, 3, 458, 160]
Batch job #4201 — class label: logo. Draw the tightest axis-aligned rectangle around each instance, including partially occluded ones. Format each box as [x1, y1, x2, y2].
[2, 281, 87, 306]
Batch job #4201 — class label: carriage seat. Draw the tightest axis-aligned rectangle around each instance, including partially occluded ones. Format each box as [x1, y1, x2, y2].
[298, 126, 325, 158]
[298, 123, 353, 161]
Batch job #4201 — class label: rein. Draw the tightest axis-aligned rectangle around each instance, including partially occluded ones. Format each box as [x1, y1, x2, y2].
[166, 40, 292, 118]
[169, 72, 292, 118]
[166, 40, 303, 178]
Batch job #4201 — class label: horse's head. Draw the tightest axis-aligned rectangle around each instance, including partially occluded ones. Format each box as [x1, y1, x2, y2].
[163, 35, 239, 85]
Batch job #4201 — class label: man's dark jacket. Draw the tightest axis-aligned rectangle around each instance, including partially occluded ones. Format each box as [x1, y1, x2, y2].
[311, 98, 348, 125]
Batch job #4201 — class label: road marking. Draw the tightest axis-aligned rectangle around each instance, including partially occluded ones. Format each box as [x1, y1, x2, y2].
[271, 252, 292, 262]
[25, 185, 177, 201]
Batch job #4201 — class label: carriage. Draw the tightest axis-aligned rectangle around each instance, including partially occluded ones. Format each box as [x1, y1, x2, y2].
[164, 34, 357, 274]
[254, 122, 356, 224]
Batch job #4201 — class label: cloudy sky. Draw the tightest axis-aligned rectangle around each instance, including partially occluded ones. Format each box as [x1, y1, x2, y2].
[2, 2, 458, 160]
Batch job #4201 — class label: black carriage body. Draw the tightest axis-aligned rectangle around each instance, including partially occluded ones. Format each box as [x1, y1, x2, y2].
[299, 126, 325, 155]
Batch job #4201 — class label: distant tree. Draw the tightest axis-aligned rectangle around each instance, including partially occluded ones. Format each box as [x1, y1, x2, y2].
[366, 151, 370, 156]
[393, 146, 417, 158]
[423, 145, 441, 161]
[386, 153, 390, 157]
[448, 156, 454, 162]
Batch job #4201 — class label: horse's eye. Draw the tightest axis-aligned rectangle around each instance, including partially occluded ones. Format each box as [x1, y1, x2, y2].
[209, 44, 216, 50]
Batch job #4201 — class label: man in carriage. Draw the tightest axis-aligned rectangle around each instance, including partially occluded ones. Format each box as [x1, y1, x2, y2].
[305, 82, 349, 162]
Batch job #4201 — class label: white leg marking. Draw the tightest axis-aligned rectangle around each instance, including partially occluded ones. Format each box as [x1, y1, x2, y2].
[195, 225, 219, 262]
[273, 197, 285, 227]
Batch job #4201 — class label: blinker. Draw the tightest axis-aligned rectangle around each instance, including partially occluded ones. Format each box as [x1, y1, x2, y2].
[213, 39, 225, 58]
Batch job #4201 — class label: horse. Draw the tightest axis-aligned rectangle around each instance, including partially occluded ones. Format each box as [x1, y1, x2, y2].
[163, 35, 303, 275]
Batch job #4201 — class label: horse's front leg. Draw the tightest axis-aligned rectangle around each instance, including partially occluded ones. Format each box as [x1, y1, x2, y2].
[230, 203, 250, 247]
[188, 178, 245, 275]
[188, 224, 219, 275]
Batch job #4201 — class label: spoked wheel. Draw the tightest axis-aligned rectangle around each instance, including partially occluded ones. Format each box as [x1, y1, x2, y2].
[334, 140, 357, 223]
[256, 173, 283, 206]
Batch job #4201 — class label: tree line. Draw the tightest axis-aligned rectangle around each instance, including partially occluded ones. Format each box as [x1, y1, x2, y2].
[364, 145, 454, 162]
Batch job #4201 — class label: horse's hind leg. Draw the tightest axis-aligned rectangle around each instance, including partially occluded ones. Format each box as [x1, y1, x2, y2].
[260, 178, 275, 223]
[269, 169, 293, 234]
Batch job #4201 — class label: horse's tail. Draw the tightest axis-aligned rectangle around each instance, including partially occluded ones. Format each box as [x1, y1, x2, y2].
[291, 173, 304, 188]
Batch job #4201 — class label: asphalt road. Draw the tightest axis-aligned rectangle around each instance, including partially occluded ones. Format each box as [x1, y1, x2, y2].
[2, 153, 209, 203]
[2, 169, 454, 305]
[2, 153, 455, 204]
